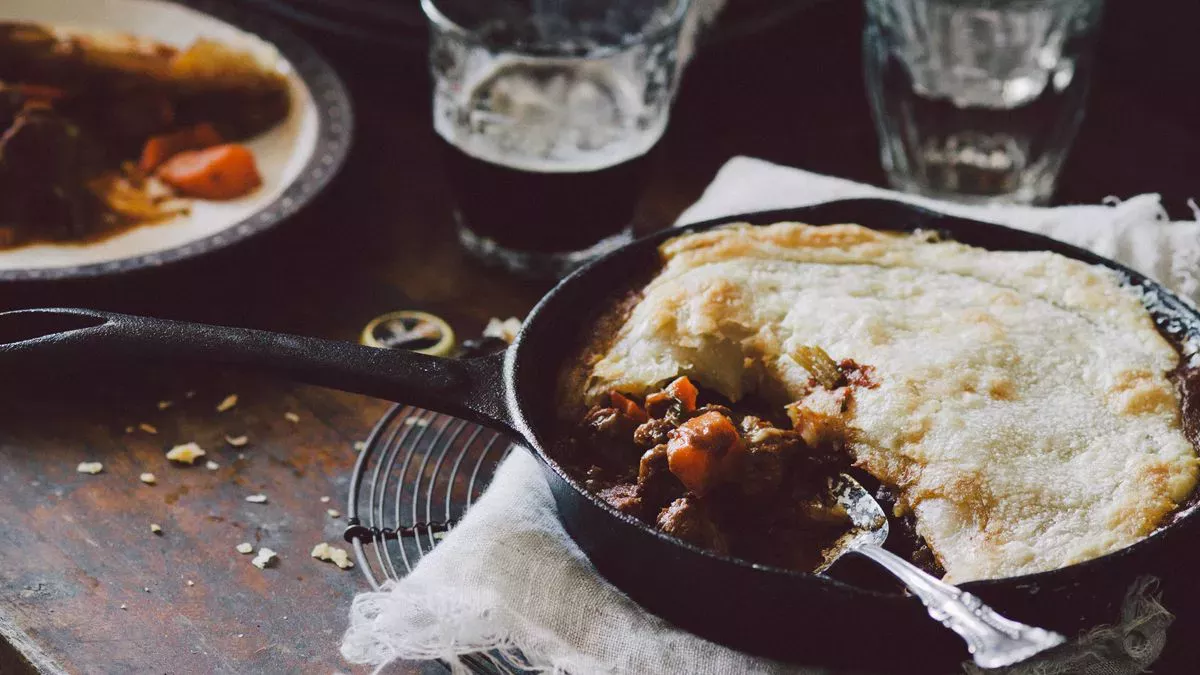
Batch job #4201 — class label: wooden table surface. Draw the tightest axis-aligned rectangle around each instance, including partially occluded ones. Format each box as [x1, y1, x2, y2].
[2, 1, 1199, 673]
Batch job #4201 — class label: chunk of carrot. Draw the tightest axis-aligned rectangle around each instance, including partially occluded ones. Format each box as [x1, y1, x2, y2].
[666, 441, 715, 496]
[609, 391, 648, 423]
[666, 376, 699, 412]
[157, 144, 262, 200]
[139, 123, 224, 173]
[666, 410, 741, 494]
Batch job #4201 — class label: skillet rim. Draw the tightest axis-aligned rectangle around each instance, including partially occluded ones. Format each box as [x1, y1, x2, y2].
[506, 197, 1200, 598]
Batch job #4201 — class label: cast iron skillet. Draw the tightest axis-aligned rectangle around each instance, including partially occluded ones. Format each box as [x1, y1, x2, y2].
[2, 199, 1199, 672]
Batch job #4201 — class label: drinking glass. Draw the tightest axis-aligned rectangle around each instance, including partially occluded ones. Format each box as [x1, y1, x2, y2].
[422, 0, 691, 279]
[864, 0, 1105, 205]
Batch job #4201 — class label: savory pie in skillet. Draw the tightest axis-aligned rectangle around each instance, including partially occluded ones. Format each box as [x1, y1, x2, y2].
[555, 222, 1199, 583]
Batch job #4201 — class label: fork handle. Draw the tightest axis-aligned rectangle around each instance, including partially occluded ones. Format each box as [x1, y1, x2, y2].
[852, 544, 1066, 669]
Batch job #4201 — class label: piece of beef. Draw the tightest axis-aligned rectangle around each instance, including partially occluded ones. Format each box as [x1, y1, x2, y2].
[637, 444, 684, 513]
[583, 405, 626, 437]
[581, 405, 642, 467]
[692, 403, 734, 420]
[633, 417, 674, 449]
[598, 483, 644, 519]
[62, 89, 174, 157]
[0, 105, 100, 240]
[583, 405, 638, 442]
[656, 495, 728, 554]
[737, 416, 804, 499]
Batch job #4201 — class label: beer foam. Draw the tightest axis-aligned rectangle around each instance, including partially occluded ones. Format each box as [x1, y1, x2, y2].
[435, 59, 668, 174]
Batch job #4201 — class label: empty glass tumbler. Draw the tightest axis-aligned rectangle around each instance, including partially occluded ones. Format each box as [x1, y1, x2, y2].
[864, 0, 1105, 205]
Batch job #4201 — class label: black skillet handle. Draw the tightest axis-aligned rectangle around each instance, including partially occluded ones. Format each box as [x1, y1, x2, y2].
[0, 307, 519, 437]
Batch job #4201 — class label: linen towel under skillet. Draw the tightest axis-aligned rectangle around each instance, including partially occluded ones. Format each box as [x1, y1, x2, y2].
[341, 157, 1196, 675]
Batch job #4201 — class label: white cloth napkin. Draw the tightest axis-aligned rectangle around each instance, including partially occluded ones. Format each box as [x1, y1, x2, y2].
[341, 158, 1197, 675]
[680, 158, 1200, 305]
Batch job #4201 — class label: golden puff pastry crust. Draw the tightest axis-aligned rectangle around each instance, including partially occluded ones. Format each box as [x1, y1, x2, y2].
[571, 222, 1199, 582]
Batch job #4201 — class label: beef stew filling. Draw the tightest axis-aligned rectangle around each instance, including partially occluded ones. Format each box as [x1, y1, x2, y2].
[557, 357, 886, 572]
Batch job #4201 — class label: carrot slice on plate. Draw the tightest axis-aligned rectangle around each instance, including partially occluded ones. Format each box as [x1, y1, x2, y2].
[157, 143, 262, 200]
[139, 123, 224, 173]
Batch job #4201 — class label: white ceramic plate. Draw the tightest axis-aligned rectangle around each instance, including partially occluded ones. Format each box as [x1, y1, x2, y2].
[0, 0, 353, 281]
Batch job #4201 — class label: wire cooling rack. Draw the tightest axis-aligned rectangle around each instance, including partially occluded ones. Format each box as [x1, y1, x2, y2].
[343, 403, 535, 674]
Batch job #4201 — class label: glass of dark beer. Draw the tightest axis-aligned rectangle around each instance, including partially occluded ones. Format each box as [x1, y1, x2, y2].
[422, 0, 691, 278]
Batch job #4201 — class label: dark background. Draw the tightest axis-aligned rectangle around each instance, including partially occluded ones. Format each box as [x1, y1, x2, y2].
[278, 0, 1200, 219]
